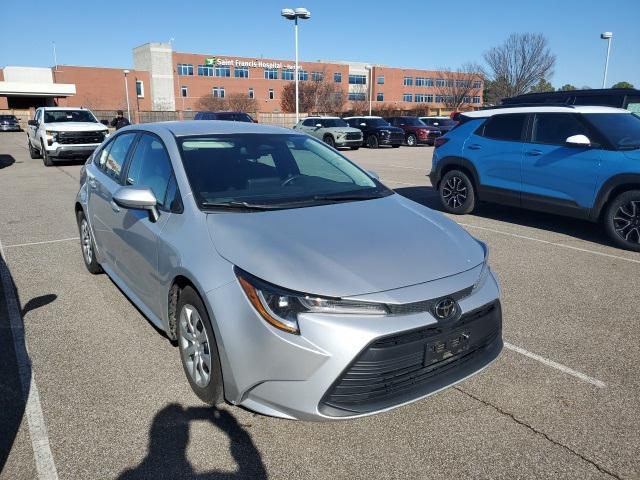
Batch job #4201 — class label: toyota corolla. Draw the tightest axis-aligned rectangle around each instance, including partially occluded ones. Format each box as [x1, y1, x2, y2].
[75, 120, 503, 421]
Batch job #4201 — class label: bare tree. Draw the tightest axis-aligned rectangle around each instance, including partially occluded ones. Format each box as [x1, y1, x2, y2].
[346, 85, 370, 115]
[280, 70, 345, 114]
[483, 33, 556, 101]
[225, 92, 258, 113]
[196, 95, 227, 111]
[434, 63, 484, 110]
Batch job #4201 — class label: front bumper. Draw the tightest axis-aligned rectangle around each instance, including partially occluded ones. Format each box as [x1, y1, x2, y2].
[47, 144, 100, 158]
[0, 124, 21, 131]
[335, 138, 363, 147]
[207, 266, 502, 421]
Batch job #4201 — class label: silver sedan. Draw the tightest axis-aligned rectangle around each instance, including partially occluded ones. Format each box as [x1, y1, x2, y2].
[75, 120, 503, 421]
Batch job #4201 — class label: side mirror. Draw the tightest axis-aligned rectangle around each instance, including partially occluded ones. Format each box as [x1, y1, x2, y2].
[359, 122, 366, 127]
[112, 186, 159, 222]
[315, 123, 322, 128]
[28, 119, 38, 126]
[433, 122, 439, 126]
[565, 134, 591, 146]
[368, 170, 380, 180]
[100, 119, 109, 126]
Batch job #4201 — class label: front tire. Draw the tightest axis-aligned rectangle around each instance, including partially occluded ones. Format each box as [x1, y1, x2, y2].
[406, 134, 417, 146]
[76, 210, 103, 274]
[350, 146, 360, 150]
[177, 286, 224, 405]
[41, 141, 53, 167]
[323, 135, 335, 148]
[28, 139, 40, 158]
[439, 170, 476, 214]
[367, 135, 379, 149]
[603, 190, 640, 252]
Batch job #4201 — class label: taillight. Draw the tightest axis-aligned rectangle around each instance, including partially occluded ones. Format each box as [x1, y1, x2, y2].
[434, 137, 449, 148]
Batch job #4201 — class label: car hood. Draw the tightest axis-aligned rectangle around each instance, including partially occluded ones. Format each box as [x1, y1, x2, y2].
[207, 194, 484, 297]
[44, 122, 106, 131]
[324, 127, 362, 135]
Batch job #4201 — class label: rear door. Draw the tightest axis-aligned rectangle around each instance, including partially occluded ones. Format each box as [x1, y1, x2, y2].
[464, 113, 528, 206]
[112, 133, 177, 317]
[520, 113, 601, 215]
[86, 132, 138, 270]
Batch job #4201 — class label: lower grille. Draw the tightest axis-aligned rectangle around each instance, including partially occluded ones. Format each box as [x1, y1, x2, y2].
[320, 301, 502, 416]
[345, 132, 361, 140]
[390, 132, 404, 142]
[57, 131, 104, 144]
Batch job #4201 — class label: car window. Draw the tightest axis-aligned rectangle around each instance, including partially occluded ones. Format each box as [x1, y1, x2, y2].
[302, 118, 315, 127]
[481, 114, 527, 142]
[125, 134, 174, 209]
[531, 113, 589, 146]
[44, 110, 97, 123]
[216, 113, 234, 121]
[584, 113, 640, 149]
[99, 132, 136, 181]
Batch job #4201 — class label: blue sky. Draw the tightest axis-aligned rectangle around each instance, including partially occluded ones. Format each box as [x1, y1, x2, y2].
[1, 0, 638, 88]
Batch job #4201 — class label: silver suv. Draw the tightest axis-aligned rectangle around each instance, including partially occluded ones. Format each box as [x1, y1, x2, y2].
[293, 116, 363, 149]
[75, 120, 502, 420]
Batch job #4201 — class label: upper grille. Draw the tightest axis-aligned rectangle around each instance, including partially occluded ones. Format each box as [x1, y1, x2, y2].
[319, 301, 502, 416]
[345, 132, 361, 140]
[57, 131, 104, 145]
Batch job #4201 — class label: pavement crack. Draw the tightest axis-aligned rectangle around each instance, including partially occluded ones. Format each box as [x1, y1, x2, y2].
[454, 386, 622, 480]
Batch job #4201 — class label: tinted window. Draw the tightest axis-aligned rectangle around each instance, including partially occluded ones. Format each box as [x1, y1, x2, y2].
[125, 134, 174, 209]
[216, 113, 235, 120]
[178, 134, 382, 207]
[584, 113, 640, 150]
[531, 114, 589, 145]
[44, 110, 97, 123]
[98, 133, 136, 181]
[481, 114, 527, 141]
[302, 118, 316, 127]
[366, 118, 390, 127]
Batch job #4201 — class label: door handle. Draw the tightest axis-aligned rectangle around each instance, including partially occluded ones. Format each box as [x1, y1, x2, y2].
[467, 144, 481, 150]
[526, 149, 543, 156]
[110, 200, 121, 213]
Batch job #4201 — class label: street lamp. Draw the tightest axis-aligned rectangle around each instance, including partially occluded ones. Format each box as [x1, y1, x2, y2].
[365, 65, 373, 116]
[600, 32, 613, 88]
[281, 7, 311, 123]
[123, 69, 131, 122]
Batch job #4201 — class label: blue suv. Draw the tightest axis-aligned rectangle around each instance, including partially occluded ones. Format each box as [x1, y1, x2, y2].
[430, 106, 640, 251]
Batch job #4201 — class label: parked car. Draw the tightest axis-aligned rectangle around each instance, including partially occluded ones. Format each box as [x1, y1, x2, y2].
[501, 88, 640, 113]
[0, 114, 21, 132]
[386, 116, 441, 146]
[430, 105, 640, 251]
[420, 116, 457, 134]
[344, 116, 404, 148]
[194, 111, 256, 122]
[75, 120, 502, 420]
[27, 107, 109, 166]
[292, 116, 362, 149]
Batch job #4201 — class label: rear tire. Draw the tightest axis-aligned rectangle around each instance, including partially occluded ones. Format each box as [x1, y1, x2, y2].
[439, 170, 476, 214]
[177, 286, 224, 405]
[367, 135, 379, 149]
[76, 210, 103, 274]
[406, 134, 417, 146]
[323, 135, 335, 148]
[603, 190, 640, 252]
[28, 139, 40, 159]
[41, 141, 53, 167]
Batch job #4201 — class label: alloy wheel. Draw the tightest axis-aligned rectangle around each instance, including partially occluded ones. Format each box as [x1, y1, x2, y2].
[407, 135, 416, 146]
[81, 219, 93, 264]
[179, 304, 212, 388]
[613, 200, 640, 244]
[442, 175, 468, 208]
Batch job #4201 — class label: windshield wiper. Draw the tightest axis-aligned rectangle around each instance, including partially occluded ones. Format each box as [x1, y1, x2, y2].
[201, 201, 282, 211]
[313, 191, 389, 202]
[618, 144, 640, 150]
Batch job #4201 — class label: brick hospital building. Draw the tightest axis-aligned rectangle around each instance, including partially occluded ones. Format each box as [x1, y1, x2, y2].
[0, 42, 483, 116]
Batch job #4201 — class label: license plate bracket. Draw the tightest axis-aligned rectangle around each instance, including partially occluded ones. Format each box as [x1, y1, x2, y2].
[424, 330, 471, 365]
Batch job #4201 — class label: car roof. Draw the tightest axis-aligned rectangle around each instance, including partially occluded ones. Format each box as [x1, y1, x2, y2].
[41, 107, 90, 111]
[304, 116, 341, 119]
[198, 111, 250, 114]
[463, 105, 627, 118]
[128, 120, 294, 137]
[343, 116, 383, 119]
[420, 116, 449, 119]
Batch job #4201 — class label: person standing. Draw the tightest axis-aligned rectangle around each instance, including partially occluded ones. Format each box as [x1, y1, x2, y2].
[110, 110, 130, 130]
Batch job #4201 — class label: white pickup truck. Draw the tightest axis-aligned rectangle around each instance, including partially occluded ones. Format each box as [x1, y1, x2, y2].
[27, 107, 109, 166]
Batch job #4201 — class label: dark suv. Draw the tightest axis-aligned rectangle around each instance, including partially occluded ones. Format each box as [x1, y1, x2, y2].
[344, 116, 404, 148]
[0, 115, 21, 132]
[386, 116, 441, 146]
[194, 111, 256, 122]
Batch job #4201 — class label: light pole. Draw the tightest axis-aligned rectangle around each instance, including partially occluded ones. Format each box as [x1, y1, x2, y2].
[600, 32, 613, 88]
[123, 70, 131, 122]
[365, 65, 373, 116]
[281, 7, 311, 123]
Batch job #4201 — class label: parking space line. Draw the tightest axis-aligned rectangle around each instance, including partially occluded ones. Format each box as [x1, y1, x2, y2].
[4, 237, 79, 249]
[386, 164, 426, 171]
[459, 223, 640, 265]
[504, 342, 606, 388]
[0, 238, 59, 479]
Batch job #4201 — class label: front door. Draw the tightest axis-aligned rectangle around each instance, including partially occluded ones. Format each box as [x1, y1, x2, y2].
[520, 113, 601, 216]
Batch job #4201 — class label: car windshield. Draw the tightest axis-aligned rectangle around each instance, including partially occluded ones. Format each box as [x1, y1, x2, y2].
[0, 115, 17, 121]
[366, 118, 390, 127]
[178, 133, 390, 209]
[401, 118, 425, 126]
[44, 110, 97, 123]
[584, 113, 640, 150]
[428, 118, 455, 126]
[322, 119, 348, 128]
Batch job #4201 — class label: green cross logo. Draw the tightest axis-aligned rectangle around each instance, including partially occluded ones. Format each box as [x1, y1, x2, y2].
[204, 57, 217, 66]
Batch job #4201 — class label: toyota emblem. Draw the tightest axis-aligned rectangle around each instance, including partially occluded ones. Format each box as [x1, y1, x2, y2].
[433, 298, 457, 320]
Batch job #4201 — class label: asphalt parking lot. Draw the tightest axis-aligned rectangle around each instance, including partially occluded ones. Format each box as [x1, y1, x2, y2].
[1, 131, 639, 480]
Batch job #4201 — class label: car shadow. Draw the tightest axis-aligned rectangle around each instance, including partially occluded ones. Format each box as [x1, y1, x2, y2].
[117, 404, 267, 480]
[0, 154, 16, 169]
[0, 255, 57, 471]
[394, 185, 613, 246]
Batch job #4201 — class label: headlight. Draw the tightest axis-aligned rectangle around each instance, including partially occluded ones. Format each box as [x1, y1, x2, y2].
[380, 130, 390, 136]
[471, 240, 490, 293]
[45, 130, 58, 139]
[236, 268, 387, 334]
